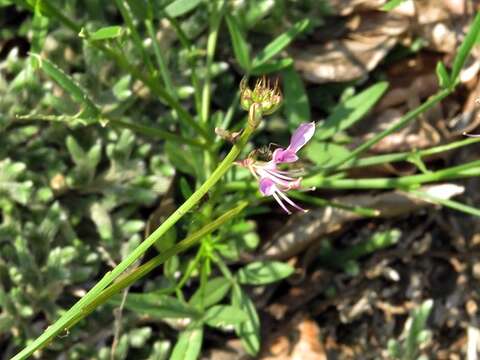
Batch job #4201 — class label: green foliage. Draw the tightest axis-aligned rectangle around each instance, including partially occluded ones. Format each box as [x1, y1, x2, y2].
[237, 260, 294, 285]
[2, 1, 480, 359]
[251, 18, 310, 70]
[87, 25, 124, 41]
[387, 300, 433, 360]
[315, 81, 389, 141]
[381, 0, 409, 11]
[282, 65, 310, 129]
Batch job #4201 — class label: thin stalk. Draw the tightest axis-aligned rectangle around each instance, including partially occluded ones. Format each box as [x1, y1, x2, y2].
[409, 190, 480, 217]
[68, 201, 248, 324]
[324, 88, 452, 172]
[339, 137, 480, 170]
[201, 3, 224, 181]
[303, 159, 480, 189]
[224, 159, 480, 191]
[145, 19, 176, 98]
[165, 15, 203, 114]
[107, 118, 206, 148]
[201, 4, 223, 124]
[114, 0, 156, 76]
[11, 108, 259, 360]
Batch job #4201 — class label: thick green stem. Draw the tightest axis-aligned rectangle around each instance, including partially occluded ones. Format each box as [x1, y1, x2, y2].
[12, 115, 257, 360]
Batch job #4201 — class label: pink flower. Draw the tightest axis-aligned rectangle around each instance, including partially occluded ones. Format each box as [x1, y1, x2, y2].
[272, 122, 316, 163]
[237, 122, 315, 214]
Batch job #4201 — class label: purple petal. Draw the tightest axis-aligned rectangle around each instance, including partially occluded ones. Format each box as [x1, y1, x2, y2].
[272, 148, 298, 163]
[259, 177, 276, 196]
[288, 122, 316, 153]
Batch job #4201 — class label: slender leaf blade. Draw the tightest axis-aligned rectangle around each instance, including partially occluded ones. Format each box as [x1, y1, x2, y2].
[282, 65, 311, 129]
[31, 54, 100, 118]
[226, 14, 251, 71]
[450, 11, 480, 85]
[316, 81, 388, 140]
[435, 61, 450, 88]
[110, 293, 200, 319]
[250, 58, 293, 75]
[189, 277, 231, 308]
[381, 0, 408, 11]
[170, 325, 203, 360]
[231, 285, 260, 356]
[237, 261, 294, 285]
[165, 0, 202, 18]
[203, 305, 247, 328]
[251, 19, 310, 69]
[89, 25, 124, 40]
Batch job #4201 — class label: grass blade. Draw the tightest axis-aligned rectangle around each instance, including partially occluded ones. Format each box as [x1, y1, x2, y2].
[251, 19, 310, 70]
[450, 11, 480, 85]
[282, 65, 310, 129]
[226, 14, 251, 71]
[316, 81, 388, 141]
[31, 54, 100, 119]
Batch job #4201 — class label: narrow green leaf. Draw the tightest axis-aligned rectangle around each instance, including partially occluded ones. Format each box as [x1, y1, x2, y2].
[189, 277, 231, 308]
[170, 325, 203, 360]
[65, 136, 86, 165]
[316, 81, 388, 140]
[165, 0, 202, 18]
[436, 61, 450, 88]
[250, 57, 293, 75]
[111, 293, 200, 319]
[231, 285, 260, 355]
[450, 11, 480, 85]
[203, 305, 247, 328]
[282, 65, 310, 129]
[381, 0, 408, 11]
[305, 141, 351, 168]
[237, 261, 294, 285]
[405, 300, 433, 359]
[226, 14, 251, 70]
[31, 54, 100, 119]
[252, 19, 310, 69]
[89, 25, 124, 40]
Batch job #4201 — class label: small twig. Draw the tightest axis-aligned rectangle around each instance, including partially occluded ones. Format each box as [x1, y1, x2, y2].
[110, 288, 129, 360]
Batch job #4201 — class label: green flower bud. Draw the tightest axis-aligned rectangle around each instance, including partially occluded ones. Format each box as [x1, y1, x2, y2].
[240, 77, 283, 115]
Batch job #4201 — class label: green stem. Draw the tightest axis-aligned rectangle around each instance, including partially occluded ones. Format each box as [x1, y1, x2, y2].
[145, 18, 176, 99]
[11, 116, 257, 360]
[303, 159, 480, 189]
[107, 118, 206, 148]
[114, 0, 156, 76]
[201, 3, 223, 124]
[338, 137, 480, 170]
[225, 159, 480, 191]
[62, 201, 248, 329]
[325, 88, 452, 172]
[409, 190, 480, 217]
